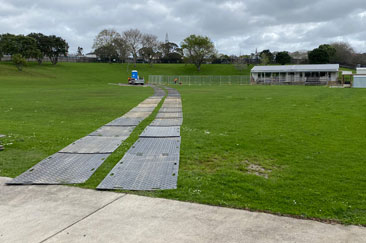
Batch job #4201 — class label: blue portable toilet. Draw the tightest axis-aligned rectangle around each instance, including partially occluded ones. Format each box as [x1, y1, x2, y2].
[132, 70, 138, 79]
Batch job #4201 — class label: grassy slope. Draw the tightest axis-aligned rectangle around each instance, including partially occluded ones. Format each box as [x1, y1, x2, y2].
[0, 62, 152, 177]
[0, 62, 248, 177]
[1, 62, 366, 225]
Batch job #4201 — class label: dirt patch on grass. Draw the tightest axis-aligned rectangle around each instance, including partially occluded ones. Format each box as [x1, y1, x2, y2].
[191, 155, 278, 179]
[236, 159, 278, 179]
[246, 163, 272, 179]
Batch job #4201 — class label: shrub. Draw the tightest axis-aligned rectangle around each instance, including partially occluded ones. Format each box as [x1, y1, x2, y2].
[12, 54, 26, 71]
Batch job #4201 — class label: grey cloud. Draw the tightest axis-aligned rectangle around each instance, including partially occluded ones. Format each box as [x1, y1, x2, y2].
[0, 0, 365, 54]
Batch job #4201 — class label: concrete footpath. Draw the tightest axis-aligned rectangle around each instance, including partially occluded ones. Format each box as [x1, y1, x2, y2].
[1, 177, 365, 243]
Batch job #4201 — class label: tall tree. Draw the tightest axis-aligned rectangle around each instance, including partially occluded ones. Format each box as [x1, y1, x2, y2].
[123, 29, 142, 67]
[330, 42, 355, 66]
[1, 33, 67, 65]
[353, 53, 366, 66]
[93, 29, 121, 62]
[308, 48, 329, 64]
[260, 53, 270, 65]
[0, 34, 16, 55]
[275, 51, 292, 65]
[113, 37, 128, 63]
[161, 42, 177, 57]
[140, 33, 160, 66]
[94, 44, 118, 62]
[27, 33, 48, 64]
[181, 34, 215, 71]
[318, 44, 336, 61]
[16, 35, 41, 59]
[0, 34, 41, 69]
[0, 34, 40, 59]
[44, 35, 69, 65]
[160, 42, 183, 63]
[260, 49, 274, 64]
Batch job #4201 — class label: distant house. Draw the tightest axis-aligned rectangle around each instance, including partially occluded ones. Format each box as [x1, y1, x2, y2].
[85, 53, 97, 58]
[251, 64, 339, 85]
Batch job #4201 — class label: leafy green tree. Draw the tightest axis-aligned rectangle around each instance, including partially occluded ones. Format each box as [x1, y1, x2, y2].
[12, 54, 26, 71]
[0, 34, 41, 70]
[0, 34, 16, 55]
[319, 44, 336, 60]
[161, 42, 177, 57]
[213, 54, 240, 64]
[160, 42, 183, 63]
[94, 44, 118, 62]
[44, 35, 69, 65]
[275, 51, 292, 65]
[0, 34, 39, 58]
[260, 49, 274, 64]
[0, 35, 4, 59]
[308, 48, 329, 64]
[140, 33, 160, 66]
[15, 35, 41, 59]
[181, 34, 215, 71]
[93, 29, 122, 62]
[27, 33, 48, 64]
[113, 38, 128, 62]
[138, 47, 154, 64]
[1, 33, 67, 65]
[164, 52, 183, 63]
[27, 33, 68, 65]
[260, 53, 270, 65]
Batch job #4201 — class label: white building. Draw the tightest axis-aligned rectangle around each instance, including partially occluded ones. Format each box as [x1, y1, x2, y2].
[353, 68, 366, 88]
[85, 53, 97, 58]
[251, 64, 339, 85]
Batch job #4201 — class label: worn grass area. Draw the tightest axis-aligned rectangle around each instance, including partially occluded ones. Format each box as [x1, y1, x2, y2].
[1, 62, 366, 225]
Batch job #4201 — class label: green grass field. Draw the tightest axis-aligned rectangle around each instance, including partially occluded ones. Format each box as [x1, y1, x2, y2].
[1, 62, 366, 225]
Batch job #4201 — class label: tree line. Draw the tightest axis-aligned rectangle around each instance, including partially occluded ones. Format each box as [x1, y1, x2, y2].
[0, 33, 68, 70]
[307, 42, 366, 67]
[92, 28, 215, 71]
[94, 28, 366, 69]
[1, 29, 365, 71]
[254, 42, 366, 67]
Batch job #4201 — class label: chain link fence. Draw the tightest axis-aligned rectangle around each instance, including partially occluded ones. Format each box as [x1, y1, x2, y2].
[148, 75, 251, 85]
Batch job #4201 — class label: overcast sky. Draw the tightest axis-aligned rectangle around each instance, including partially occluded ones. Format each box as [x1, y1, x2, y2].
[1, 0, 366, 55]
